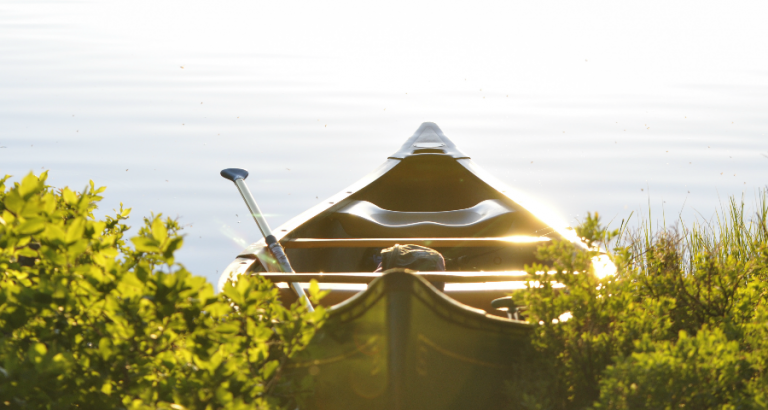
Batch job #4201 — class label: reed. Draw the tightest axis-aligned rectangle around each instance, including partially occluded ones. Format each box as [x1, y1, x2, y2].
[620, 189, 768, 277]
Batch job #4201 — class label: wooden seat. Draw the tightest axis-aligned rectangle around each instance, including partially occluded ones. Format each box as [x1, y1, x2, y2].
[280, 236, 550, 249]
[334, 199, 516, 237]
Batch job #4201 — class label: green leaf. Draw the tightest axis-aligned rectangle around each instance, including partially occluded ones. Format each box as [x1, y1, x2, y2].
[99, 337, 113, 360]
[309, 279, 320, 297]
[65, 217, 86, 243]
[4, 190, 24, 214]
[163, 236, 183, 259]
[41, 192, 56, 215]
[61, 187, 77, 205]
[152, 218, 168, 243]
[308, 279, 329, 304]
[215, 323, 240, 334]
[131, 236, 160, 253]
[1, 210, 15, 225]
[222, 281, 245, 306]
[17, 247, 38, 258]
[261, 360, 280, 379]
[18, 218, 45, 235]
[19, 173, 41, 199]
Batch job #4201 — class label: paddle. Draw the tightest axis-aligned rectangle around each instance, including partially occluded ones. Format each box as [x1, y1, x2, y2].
[220, 168, 314, 312]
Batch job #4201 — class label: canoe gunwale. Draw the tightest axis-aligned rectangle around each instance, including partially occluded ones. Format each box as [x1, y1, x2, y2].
[287, 269, 532, 410]
[327, 269, 531, 333]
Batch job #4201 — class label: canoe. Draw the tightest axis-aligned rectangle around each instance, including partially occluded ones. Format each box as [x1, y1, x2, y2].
[220, 123, 584, 409]
[219, 122, 583, 311]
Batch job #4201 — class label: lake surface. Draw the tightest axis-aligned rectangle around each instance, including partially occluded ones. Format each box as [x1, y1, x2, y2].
[2, 0, 767, 286]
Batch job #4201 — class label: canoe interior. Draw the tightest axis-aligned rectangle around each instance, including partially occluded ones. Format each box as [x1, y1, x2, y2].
[280, 155, 558, 274]
[226, 123, 574, 317]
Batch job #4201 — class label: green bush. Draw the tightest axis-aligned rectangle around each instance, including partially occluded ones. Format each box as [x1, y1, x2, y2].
[0, 172, 326, 409]
[597, 327, 753, 410]
[512, 196, 768, 410]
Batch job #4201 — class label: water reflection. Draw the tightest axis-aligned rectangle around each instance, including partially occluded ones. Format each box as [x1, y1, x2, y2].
[2, 0, 767, 285]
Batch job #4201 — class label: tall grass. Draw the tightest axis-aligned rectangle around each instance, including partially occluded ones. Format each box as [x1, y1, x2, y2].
[619, 189, 768, 276]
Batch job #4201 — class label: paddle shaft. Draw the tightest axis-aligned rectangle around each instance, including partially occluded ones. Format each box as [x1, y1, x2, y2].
[226, 174, 314, 312]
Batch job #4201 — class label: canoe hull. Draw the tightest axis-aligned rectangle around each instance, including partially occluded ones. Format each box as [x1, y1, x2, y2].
[288, 270, 531, 410]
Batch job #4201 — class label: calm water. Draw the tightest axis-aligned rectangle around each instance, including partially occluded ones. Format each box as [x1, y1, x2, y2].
[2, 0, 767, 286]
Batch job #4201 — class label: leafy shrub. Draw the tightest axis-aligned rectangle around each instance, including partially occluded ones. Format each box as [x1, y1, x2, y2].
[511, 195, 768, 410]
[0, 172, 326, 409]
[597, 327, 753, 410]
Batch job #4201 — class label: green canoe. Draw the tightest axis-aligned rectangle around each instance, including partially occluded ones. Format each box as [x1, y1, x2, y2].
[220, 123, 585, 409]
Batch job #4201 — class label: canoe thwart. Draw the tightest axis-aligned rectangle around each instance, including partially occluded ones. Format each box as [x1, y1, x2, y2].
[280, 236, 551, 249]
[256, 270, 530, 284]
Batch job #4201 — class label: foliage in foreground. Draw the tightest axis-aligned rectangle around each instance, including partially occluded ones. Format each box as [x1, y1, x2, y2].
[510, 195, 768, 410]
[0, 172, 326, 409]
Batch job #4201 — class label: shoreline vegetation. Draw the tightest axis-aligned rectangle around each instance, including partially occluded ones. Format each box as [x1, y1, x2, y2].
[0, 172, 327, 409]
[515, 191, 768, 409]
[2, 171, 767, 409]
